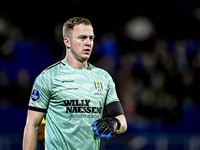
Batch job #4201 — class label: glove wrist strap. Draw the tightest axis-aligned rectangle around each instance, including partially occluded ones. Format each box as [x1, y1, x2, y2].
[111, 117, 121, 131]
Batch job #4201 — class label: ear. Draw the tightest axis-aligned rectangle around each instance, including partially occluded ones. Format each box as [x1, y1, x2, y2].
[64, 38, 70, 49]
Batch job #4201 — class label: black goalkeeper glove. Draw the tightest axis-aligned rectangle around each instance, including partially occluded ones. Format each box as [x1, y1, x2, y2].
[92, 117, 121, 140]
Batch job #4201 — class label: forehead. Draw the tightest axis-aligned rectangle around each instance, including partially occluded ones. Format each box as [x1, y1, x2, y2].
[73, 24, 94, 36]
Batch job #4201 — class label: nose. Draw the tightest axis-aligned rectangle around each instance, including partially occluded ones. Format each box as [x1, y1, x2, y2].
[85, 37, 92, 46]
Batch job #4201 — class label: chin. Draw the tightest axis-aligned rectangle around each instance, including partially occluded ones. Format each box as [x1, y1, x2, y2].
[80, 56, 90, 62]
[82, 55, 91, 60]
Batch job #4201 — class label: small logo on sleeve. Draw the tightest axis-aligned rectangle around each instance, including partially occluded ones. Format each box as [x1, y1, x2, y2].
[31, 89, 40, 101]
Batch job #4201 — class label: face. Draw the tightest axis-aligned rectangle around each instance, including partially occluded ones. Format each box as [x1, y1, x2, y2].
[64, 24, 95, 62]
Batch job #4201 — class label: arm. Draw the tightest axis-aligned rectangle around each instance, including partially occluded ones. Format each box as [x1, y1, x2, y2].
[92, 73, 127, 139]
[91, 114, 127, 140]
[104, 101, 127, 134]
[23, 110, 45, 150]
[115, 115, 127, 134]
[92, 102, 127, 140]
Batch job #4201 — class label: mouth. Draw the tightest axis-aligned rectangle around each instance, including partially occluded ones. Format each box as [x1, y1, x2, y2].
[83, 49, 91, 54]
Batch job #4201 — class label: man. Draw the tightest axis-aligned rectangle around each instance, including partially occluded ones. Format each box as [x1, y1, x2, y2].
[23, 17, 127, 150]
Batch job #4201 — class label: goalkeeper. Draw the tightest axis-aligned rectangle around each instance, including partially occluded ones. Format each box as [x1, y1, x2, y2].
[23, 17, 127, 150]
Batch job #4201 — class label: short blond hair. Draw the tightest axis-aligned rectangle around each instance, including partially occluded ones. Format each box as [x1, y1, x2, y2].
[62, 17, 92, 39]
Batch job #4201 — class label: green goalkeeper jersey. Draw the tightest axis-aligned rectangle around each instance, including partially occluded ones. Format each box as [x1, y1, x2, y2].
[28, 59, 120, 150]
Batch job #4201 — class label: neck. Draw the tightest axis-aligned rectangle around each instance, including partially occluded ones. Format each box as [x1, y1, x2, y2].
[65, 56, 87, 70]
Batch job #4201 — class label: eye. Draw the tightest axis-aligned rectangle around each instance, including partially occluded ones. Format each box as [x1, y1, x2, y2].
[90, 37, 94, 40]
[79, 35, 94, 41]
[89, 36, 95, 42]
[79, 36, 87, 40]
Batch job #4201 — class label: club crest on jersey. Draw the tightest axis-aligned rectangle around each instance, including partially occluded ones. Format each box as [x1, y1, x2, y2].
[31, 89, 40, 101]
[94, 81, 103, 91]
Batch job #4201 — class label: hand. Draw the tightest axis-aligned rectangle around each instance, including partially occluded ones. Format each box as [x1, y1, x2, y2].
[92, 117, 121, 140]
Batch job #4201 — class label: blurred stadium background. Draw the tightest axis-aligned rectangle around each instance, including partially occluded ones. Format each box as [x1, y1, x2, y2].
[1, 0, 200, 149]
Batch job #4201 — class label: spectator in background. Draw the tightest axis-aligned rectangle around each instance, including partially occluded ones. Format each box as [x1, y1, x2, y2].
[0, 17, 54, 106]
[95, 32, 120, 79]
